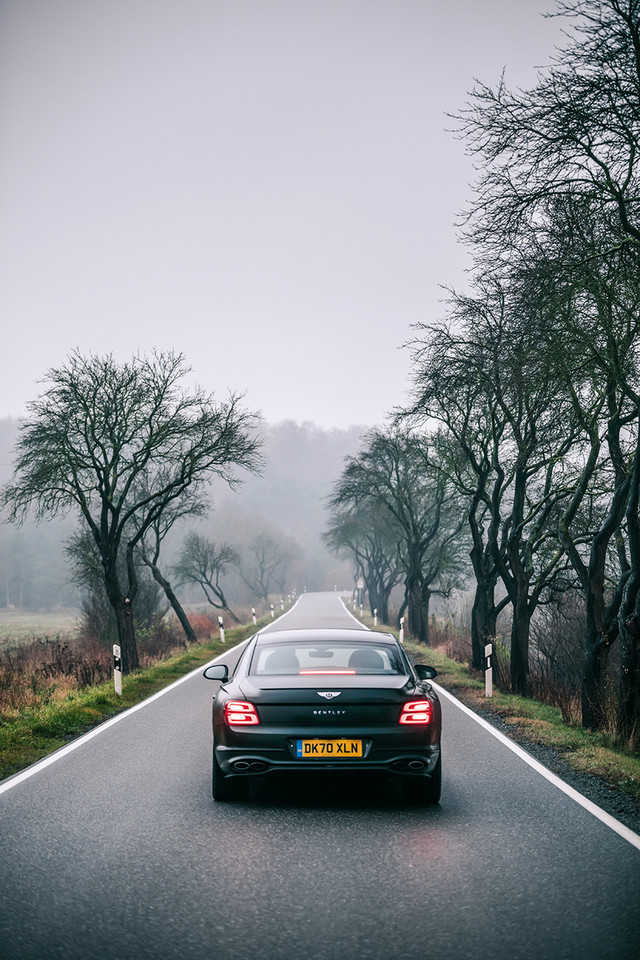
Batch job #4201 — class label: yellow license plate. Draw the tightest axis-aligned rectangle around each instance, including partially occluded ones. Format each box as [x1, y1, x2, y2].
[296, 739, 363, 758]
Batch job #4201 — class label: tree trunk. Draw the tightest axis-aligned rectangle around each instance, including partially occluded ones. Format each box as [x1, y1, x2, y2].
[378, 586, 391, 625]
[224, 605, 241, 625]
[421, 585, 432, 646]
[577, 450, 629, 730]
[510, 593, 530, 696]
[618, 617, 640, 747]
[617, 413, 640, 744]
[147, 561, 196, 645]
[103, 558, 140, 673]
[581, 566, 618, 730]
[199, 582, 241, 624]
[114, 596, 139, 673]
[364, 575, 380, 618]
[397, 598, 408, 629]
[581, 627, 612, 731]
[471, 578, 498, 671]
[406, 577, 429, 644]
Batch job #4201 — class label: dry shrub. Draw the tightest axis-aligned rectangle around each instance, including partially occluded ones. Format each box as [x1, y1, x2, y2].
[426, 615, 473, 663]
[137, 619, 186, 664]
[528, 662, 581, 724]
[187, 612, 217, 640]
[0, 614, 193, 715]
[528, 598, 584, 723]
[490, 636, 512, 690]
[443, 629, 473, 664]
[0, 635, 112, 715]
[0, 603, 258, 719]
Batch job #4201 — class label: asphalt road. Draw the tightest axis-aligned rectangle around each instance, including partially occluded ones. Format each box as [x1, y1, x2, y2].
[1, 592, 639, 960]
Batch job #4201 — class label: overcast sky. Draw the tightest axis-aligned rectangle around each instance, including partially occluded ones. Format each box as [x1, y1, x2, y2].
[0, 0, 564, 429]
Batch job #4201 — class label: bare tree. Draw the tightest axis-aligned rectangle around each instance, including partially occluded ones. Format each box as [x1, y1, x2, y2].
[174, 532, 241, 622]
[1, 351, 262, 672]
[134, 485, 210, 645]
[507, 199, 640, 729]
[324, 500, 403, 623]
[406, 291, 511, 669]
[458, 0, 640, 259]
[448, 0, 640, 718]
[330, 428, 468, 644]
[236, 530, 300, 602]
[408, 275, 591, 694]
[66, 529, 166, 648]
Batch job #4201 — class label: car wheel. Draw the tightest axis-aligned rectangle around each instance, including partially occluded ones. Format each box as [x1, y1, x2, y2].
[212, 747, 248, 801]
[404, 752, 441, 805]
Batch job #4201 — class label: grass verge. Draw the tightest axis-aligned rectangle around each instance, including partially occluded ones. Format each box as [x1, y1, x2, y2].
[363, 615, 640, 808]
[0, 615, 271, 782]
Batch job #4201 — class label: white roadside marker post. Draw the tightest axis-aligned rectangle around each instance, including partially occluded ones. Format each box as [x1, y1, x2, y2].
[485, 642, 493, 698]
[218, 616, 225, 644]
[281, 597, 284, 610]
[399, 617, 405, 645]
[252, 608, 257, 626]
[374, 609, 378, 626]
[113, 644, 122, 696]
[360, 604, 364, 618]
[270, 604, 274, 618]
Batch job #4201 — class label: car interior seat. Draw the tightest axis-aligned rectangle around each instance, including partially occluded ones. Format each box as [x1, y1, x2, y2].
[263, 649, 301, 672]
[348, 649, 385, 671]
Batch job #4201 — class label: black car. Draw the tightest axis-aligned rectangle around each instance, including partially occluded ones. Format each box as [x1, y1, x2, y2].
[203, 627, 442, 803]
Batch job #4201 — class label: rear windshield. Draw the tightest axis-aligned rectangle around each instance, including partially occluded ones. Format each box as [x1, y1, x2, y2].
[250, 641, 405, 676]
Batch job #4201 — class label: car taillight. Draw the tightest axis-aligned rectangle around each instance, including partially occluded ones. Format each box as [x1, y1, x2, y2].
[399, 700, 432, 724]
[225, 701, 260, 725]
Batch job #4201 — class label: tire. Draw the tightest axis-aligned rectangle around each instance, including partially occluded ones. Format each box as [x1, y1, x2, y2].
[404, 751, 442, 805]
[212, 747, 248, 801]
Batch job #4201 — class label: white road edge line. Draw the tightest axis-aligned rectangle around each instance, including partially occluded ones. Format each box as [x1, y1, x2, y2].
[340, 597, 371, 630]
[434, 682, 640, 853]
[0, 645, 240, 797]
[261, 596, 302, 630]
[0, 601, 303, 798]
[6, 599, 638, 854]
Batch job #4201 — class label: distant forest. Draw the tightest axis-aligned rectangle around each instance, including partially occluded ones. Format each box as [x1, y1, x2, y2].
[0, 416, 364, 612]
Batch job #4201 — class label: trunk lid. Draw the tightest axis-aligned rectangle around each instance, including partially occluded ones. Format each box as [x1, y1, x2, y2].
[238, 674, 416, 725]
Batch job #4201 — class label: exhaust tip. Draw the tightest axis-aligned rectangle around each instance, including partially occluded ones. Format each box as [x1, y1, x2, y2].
[393, 758, 426, 772]
[231, 759, 269, 773]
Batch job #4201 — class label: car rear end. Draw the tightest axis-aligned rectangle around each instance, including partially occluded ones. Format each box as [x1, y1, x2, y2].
[211, 633, 441, 799]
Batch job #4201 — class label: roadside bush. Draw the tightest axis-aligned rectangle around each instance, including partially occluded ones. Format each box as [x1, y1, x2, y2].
[0, 635, 112, 715]
[0, 611, 201, 717]
[421, 613, 473, 663]
[184, 612, 217, 640]
[137, 619, 185, 663]
[528, 598, 585, 724]
[490, 636, 511, 690]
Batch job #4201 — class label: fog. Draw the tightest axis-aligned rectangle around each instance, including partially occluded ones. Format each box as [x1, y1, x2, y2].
[0, 0, 564, 428]
[0, 0, 567, 616]
[0, 416, 362, 613]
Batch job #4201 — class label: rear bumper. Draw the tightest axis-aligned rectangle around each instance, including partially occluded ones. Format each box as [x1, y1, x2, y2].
[214, 724, 441, 779]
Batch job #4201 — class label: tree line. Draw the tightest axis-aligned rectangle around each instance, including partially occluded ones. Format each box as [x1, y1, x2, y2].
[325, 0, 640, 747]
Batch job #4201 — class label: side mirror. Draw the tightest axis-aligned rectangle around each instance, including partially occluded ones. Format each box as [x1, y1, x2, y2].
[415, 663, 437, 680]
[203, 664, 229, 682]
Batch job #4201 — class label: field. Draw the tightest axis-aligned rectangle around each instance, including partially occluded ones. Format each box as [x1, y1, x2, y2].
[0, 608, 80, 644]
